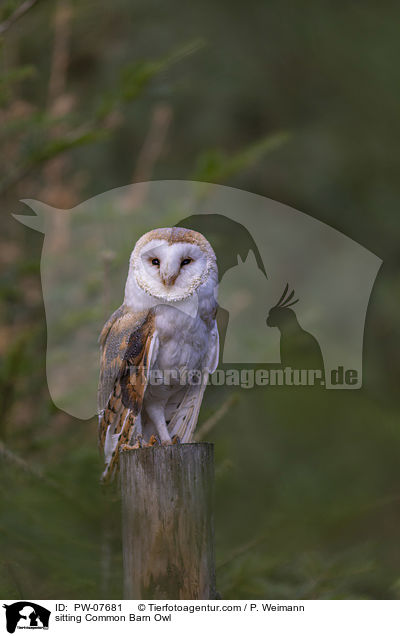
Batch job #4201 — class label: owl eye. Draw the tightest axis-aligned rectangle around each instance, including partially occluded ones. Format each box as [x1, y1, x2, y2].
[181, 258, 192, 267]
[151, 258, 160, 266]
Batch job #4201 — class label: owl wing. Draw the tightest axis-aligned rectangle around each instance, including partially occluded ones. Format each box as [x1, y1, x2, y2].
[98, 304, 159, 482]
[167, 320, 219, 442]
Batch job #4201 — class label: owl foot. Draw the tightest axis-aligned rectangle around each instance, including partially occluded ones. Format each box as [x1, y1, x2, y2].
[120, 433, 144, 451]
[149, 434, 161, 446]
[172, 435, 181, 444]
[134, 434, 144, 448]
[120, 443, 138, 452]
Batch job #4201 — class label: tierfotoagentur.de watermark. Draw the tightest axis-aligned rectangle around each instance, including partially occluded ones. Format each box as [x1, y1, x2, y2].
[125, 365, 358, 389]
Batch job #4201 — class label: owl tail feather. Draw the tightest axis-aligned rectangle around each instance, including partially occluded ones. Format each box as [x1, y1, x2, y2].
[100, 410, 137, 484]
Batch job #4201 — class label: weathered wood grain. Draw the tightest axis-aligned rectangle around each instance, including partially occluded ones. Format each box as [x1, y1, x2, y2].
[120, 442, 216, 600]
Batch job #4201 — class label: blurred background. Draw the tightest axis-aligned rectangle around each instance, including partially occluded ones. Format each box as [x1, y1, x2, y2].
[1, 0, 399, 599]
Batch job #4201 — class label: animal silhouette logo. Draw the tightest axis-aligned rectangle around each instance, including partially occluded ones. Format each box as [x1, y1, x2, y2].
[2, 602, 50, 633]
[218, 249, 274, 363]
[267, 283, 324, 373]
[13, 180, 381, 409]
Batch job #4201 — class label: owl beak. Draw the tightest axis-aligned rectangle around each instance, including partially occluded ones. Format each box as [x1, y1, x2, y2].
[161, 272, 178, 287]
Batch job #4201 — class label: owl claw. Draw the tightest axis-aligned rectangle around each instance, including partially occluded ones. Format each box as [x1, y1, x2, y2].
[149, 434, 161, 446]
[135, 434, 144, 448]
[120, 443, 138, 452]
[120, 434, 144, 451]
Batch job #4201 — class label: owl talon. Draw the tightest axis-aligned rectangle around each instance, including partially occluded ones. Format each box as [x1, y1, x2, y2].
[172, 435, 181, 444]
[120, 433, 144, 451]
[149, 434, 161, 446]
[134, 434, 143, 448]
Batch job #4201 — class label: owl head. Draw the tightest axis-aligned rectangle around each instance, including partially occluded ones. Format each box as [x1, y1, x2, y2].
[127, 227, 218, 302]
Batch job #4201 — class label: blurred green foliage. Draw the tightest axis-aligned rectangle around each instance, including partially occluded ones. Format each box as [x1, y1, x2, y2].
[1, 0, 399, 600]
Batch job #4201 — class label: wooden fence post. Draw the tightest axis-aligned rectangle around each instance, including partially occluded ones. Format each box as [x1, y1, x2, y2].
[120, 442, 216, 600]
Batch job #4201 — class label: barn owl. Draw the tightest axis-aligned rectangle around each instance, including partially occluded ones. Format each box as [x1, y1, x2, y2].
[98, 227, 219, 483]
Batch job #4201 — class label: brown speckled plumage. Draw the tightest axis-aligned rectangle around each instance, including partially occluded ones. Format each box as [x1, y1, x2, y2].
[98, 306, 156, 482]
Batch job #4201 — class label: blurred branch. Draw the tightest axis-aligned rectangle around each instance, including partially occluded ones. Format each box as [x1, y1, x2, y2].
[133, 103, 173, 184]
[0, 439, 95, 517]
[47, 0, 71, 109]
[120, 102, 173, 210]
[0, 126, 107, 194]
[0, 439, 61, 490]
[0, 0, 41, 35]
[192, 130, 290, 184]
[0, 38, 204, 197]
[195, 393, 238, 441]
[96, 38, 205, 119]
[101, 249, 116, 314]
[0, 331, 35, 439]
[0, 66, 36, 104]
[217, 533, 269, 570]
